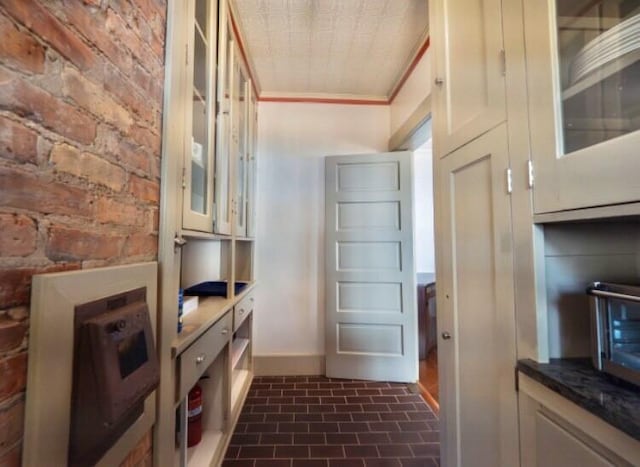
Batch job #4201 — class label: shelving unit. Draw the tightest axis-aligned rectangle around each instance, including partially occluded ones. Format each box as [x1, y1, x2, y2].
[157, 0, 258, 465]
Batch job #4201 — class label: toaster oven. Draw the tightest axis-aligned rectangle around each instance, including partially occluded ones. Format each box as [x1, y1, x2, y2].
[588, 282, 640, 387]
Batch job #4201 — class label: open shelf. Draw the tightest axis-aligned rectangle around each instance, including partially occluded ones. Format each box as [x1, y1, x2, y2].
[186, 429, 223, 467]
[231, 338, 250, 368]
[231, 369, 252, 414]
[180, 229, 232, 241]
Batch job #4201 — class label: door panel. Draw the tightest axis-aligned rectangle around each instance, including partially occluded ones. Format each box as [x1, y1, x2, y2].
[436, 124, 518, 466]
[325, 152, 417, 383]
[431, 0, 506, 157]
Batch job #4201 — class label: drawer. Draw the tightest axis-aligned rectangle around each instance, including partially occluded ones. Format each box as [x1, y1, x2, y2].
[178, 311, 232, 400]
[234, 292, 254, 332]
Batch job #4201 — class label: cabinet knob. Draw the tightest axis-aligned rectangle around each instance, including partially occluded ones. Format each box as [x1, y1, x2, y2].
[221, 328, 229, 335]
[195, 354, 206, 364]
[239, 308, 245, 315]
[441, 332, 452, 340]
[435, 77, 444, 86]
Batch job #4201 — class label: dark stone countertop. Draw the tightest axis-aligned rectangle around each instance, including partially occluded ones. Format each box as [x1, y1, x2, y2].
[517, 358, 640, 442]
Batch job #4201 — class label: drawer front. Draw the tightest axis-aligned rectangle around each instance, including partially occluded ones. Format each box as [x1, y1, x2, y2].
[234, 292, 254, 332]
[178, 312, 232, 399]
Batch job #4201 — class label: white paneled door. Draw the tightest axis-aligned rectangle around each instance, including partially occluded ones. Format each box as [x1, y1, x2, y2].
[325, 152, 417, 382]
[436, 124, 518, 467]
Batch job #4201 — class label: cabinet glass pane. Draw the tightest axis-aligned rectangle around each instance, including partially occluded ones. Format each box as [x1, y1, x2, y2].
[236, 68, 247, 227]
[556, 1, 640, 154]
[191, 97, 208, 214]
[607, 299, 640, 371]
[193, 0, 208, 101]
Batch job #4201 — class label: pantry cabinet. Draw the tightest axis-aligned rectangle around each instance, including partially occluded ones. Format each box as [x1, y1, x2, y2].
[523, 0, 640, 213]
[430, 0, 507, 157]
[157, 0, 258, 465]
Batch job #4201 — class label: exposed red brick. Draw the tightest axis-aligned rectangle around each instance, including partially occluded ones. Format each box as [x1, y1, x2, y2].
[94, 197, 144, 227]
[123, 233, 157, 257]
[1, 0, 95, 70]
[0, 167, 93, 217]
[0, 264, 81, 309]
[128, 175, 159, 203]
[0, 319, 27, 355]
[0, 397, 24, 459]
[0, 214, 37, 257]
[0, 353, 27, 401]
[61, 66, 133, 132]
[62, 0, 133, 75]
[119, 140, 150, 174]
[0, 440, 20, 467]
[104, 63, 150, 122]
[50, 143, 126, 192]
[131, 62, 151, 96]
[0, 15, 45, 74]
[0, 68, 97, 145]
[0, 116, 38, 165]
[129, 125, 161, 156]
[46, 225, 125, 261]
[105, 8, 159, 74]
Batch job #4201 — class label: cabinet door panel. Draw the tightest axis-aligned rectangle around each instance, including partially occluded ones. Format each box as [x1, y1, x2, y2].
[436, 124, 518, 467]
[524, 1, 640, 213]
[431, 0, 506, 157]
[536, 413, 614, 467]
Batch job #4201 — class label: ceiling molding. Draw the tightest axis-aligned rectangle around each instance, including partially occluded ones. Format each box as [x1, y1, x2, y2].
[388, 34, 431, 104]
[227, 3, 261, 97]
[259, 95, 389, 106]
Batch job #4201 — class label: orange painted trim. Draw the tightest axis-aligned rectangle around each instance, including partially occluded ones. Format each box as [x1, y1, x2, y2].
[228, 8, 260, 97]
[258, 96, 389, 106]
[388, 36, 430, 104]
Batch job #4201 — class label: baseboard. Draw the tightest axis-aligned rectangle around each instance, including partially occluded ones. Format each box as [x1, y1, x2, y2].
[254, 354, 325, 376]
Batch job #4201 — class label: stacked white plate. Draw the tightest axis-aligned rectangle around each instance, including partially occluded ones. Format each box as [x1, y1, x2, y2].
[570, 13, 640, 84]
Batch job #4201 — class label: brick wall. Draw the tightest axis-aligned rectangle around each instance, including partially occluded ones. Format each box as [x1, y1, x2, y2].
[0, 0, 166, 465]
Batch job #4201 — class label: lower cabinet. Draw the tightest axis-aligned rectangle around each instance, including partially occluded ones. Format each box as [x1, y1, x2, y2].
[519, 373, 639, 467]
[174, 288, 255, 467]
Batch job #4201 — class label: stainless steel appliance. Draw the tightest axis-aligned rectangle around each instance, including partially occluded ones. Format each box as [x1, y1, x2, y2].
[588, 282, 640, 387]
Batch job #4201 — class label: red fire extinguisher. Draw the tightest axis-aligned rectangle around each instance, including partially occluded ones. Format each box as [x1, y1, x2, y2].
[187, 383, 203, 447]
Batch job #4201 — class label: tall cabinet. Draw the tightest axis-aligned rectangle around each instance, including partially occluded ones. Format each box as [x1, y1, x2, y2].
[432, 0, 640, 466]
[156, 0, 259, 465]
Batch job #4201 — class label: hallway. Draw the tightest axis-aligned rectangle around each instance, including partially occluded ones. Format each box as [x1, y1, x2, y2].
[222, 376, 440, 466]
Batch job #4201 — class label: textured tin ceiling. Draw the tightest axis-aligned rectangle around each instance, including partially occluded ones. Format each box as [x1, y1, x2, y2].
[230, 0, 429, 100]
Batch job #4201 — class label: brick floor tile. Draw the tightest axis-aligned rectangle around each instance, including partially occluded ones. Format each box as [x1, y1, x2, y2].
[279, 423, 310, 433]
[323, 413, 352, 422]
[294, 433, 326, 445]
[232, 433, 261, 445]
[295, 414, 324, 422]
[275, 445, 310, 458]
[338, 422, 369, 433]
[325, 433, 358, 445]
[292, 460, 328, 467]
[238, 445, 276, 458]
[344, 445, 378, 458]
[377, 444, 413, 458]
[261, 434, 294, 445]
[364, 459, 401, 467]
[310, 445, 344, 458]
[309, 422, 339, 433]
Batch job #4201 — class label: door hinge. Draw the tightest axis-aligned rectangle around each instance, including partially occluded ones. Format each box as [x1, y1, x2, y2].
[181, 166, 186, 189]
[500, 49, 506, 76]
[506, 167, 513, 194]
[514, 368, 520, 392]
[527, 159, 534, 189]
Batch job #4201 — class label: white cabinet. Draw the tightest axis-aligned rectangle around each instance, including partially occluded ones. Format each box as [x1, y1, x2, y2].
[518, 373, 639, 467]
[435, 124, 519, 467]
[246, 88, 257, 239]
[182, 0, 217, 232]
[232, 51, 248, 237]
[430, 0, 507, 157]
[523, 1, 640, 213]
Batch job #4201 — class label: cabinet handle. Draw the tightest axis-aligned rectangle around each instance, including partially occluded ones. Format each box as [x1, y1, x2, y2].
[195, 354, 206, 364]
[239, 308, 245, 315]
[434, 77, 444, 86]
[441, 332, 451, 340]
[221, 328, 229, 335]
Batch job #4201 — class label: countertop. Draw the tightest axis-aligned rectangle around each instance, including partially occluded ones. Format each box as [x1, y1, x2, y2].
[517, 358, 640, 442]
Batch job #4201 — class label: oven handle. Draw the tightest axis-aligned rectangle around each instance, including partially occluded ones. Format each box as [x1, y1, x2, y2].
[589, 289, 640, 303]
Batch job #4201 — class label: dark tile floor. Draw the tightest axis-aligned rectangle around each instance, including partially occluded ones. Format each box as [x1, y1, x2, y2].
[223, 376, 440, 467]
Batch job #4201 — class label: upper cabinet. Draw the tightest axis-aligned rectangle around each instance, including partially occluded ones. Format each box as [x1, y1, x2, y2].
[430, 0, 507, 157]
[524, 0, 640, 213]
[246, 87, 257, 239]
[182, 0, 217, 232]
[232, 52, 249, 237]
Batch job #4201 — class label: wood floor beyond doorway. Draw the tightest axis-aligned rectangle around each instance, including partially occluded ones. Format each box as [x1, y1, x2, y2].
[418, 348, 438, 413]
[223, 376, 440, 466]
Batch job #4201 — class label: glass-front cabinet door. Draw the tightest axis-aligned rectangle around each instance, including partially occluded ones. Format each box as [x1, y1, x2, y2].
[524, 0, 640, 213]
[213, 8, 233, 235]
[246, 87, 257, 239]
[233, 55, 248, 237]
[183, 0, 217, 232]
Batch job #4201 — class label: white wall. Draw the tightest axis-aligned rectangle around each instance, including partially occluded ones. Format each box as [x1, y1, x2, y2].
[254, 102, 391, 356]
[390, 49, 432, 136]
[413, 141, 435, 273]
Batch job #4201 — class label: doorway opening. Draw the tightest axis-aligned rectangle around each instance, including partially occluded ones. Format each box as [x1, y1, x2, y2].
[412, 137, 438, 412]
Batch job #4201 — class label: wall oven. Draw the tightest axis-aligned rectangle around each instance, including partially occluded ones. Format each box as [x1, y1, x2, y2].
[588, 282, 640, 387]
